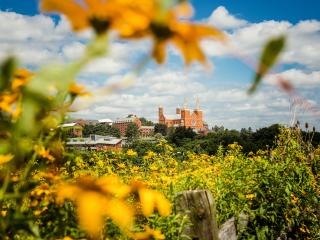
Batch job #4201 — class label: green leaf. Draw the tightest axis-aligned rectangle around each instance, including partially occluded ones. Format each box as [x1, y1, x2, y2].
[248, 36, 286, 94]
[0, 57, 17, 92]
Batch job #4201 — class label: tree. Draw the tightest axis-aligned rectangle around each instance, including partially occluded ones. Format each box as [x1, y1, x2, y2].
[154, 123, 168, 136]
[139, 117, 154, 126]
[125, 123, 139, 141]
[168, 127, 196, 146]
[83, 124, 121, 138]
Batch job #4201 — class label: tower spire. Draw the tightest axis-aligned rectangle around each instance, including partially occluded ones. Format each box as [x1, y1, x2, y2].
[183, 97, 188, 109]
[196, 96, 200, 110]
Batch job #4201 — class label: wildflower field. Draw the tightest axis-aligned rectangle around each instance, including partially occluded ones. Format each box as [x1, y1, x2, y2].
[0, 0, 319, 239]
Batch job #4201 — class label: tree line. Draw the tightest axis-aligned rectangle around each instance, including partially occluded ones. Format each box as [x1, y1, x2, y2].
[153, 123, 320, 155]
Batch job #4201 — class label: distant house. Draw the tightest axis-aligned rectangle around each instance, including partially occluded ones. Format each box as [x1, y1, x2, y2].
[60, 123, 83, 137]
[66, 134, 122, 151]
[140, 126, 155, 137]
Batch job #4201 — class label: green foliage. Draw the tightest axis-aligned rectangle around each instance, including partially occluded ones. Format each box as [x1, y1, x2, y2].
[168, 127, 196, 146]
[248, 36, 286, 94]
[140, 117, 154, 126]
[125, 123, 140, 142]
[0, 57, 17, 92]
[83, 123, 121, 138]
[12, 127, 317, 239]
[154, 123, 168, 136]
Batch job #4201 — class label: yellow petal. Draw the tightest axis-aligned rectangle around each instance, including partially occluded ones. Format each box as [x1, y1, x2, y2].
[0, 154, 14, 165]
[40, 0, 88, 31]
[155, 192, 171, 216]
[77, 192, 107, 237]
[55, 184, 80, 204]
[139, 188, 155, 217]
[194, 25, 226, 41]
[104, 199, 134, 229]
[97, 176, 131, 198]
[174, 2, 194, 18]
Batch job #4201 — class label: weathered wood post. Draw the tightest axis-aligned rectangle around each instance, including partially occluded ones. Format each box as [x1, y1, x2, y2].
[175, 190, 219, 240]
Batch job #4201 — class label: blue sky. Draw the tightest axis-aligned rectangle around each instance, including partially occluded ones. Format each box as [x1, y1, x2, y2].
[0, 0, 319, 129]
[2, 0, 320, 22]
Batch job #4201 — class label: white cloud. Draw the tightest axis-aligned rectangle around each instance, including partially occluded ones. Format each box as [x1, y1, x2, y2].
[208, 6, 248, 29]
[204, 7, 320, 70]
[265, 69, 320, 87]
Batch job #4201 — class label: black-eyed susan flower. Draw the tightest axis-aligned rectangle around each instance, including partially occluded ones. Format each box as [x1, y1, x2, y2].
[56, 176, 134, 237]
[119, 1, 225, 64]
[40, 0, 150, 35]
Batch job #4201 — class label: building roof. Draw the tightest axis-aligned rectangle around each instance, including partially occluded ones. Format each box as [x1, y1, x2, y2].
[60, 123, 78, 127]
[98, 118, 113, 123]
[66, 135, 122, 146]
[114, 116, 138, 123]
[140, 126, 155, 130]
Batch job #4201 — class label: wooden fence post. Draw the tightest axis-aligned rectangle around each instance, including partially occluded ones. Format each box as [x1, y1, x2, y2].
[175, 190, 219, 240]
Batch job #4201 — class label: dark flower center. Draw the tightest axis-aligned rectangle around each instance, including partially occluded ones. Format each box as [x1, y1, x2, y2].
[89, 17, 111, 34]
[150, 22, 173, 40]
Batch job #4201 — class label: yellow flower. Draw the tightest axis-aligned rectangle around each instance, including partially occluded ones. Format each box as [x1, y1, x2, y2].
[63, 237, 73, 240]
[130, 226, 165, 240]
[291, 194, 299, 204]
[68, 83, 91, 97]
[0, 93, 19, 113]
[117, 163, 126, 169]
[0, 154, 14, 165]
[127, 149, 138, 157]
[35, 145, 55, 162]
[245, 194, 255, 200]
[299, 224, 310, 233]
[149, 164, 158, 171]
[1, 210, 7, 217]
[11, 69, 33, 91]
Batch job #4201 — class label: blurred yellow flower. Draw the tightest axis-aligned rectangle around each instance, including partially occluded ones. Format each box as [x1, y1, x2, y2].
[11, 69, 33, 91]
[56, 176, 134, 237]
[63, 237, 73, 240]
[0, 93, 19, 114]
[0, 154, 14, 165]
[35, 145, 55, 162]
[40, 0, 150, 35]
[68, 83, 91, 97]
[121, 1, 225, 64]
[134, 183, 171, 217]
[1, 210, 7, 217]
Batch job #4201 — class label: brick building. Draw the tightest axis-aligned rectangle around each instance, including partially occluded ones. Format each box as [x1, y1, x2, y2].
[60, 123, 83, 137]
[113, 115, 142, 136]
[140, 126, 155, 137]
[158, 99, 208, 133]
